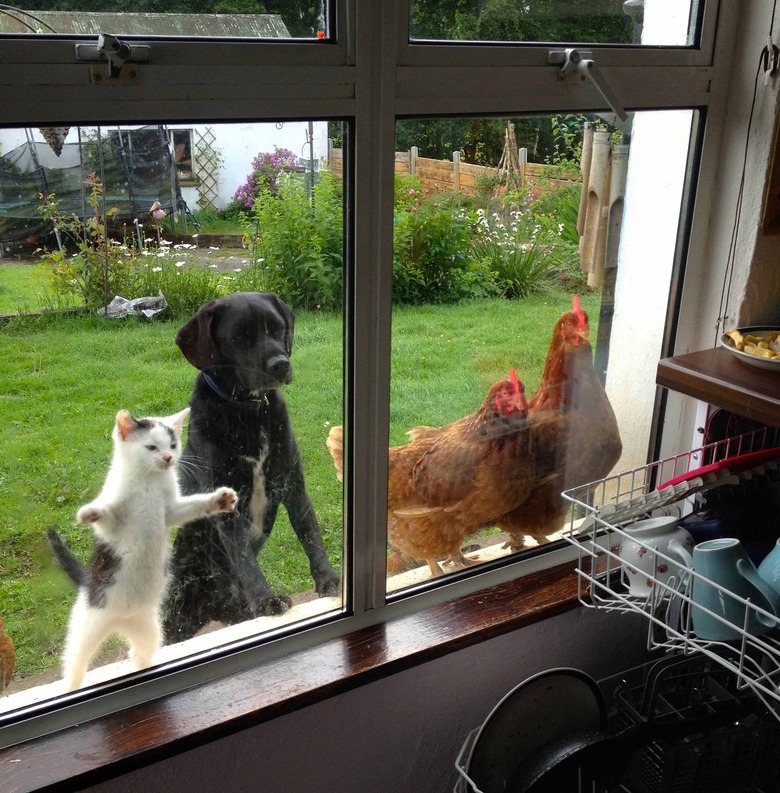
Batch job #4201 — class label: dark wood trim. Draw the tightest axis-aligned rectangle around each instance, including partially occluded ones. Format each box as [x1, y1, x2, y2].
[0, 563, 579, 793]
[657, 347, 780, 428]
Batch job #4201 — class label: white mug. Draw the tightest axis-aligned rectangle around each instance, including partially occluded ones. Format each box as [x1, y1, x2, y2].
[619, 516, 694, 598]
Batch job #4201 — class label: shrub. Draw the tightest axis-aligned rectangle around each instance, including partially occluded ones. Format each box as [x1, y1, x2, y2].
[470, 207, 557, 298]
[393, 200, 490, 304]
[239, 170, 343, 310]
[36, 179, 131, 309]
[232, 147, 299, 210]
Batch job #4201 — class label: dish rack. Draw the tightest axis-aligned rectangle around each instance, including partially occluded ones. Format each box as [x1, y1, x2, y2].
[561, 427, 780, 720]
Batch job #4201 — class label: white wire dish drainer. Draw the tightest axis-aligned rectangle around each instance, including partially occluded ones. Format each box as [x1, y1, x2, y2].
[561, 427, 780, 720]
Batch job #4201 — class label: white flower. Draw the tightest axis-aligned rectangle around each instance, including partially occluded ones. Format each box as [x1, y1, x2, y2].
[191, 234, 199, 239]
[209, 246, 220, 251]
[157, 251, 166, 257]
[233, 268, 242, 272]
[160, 240, 172, 247]
[152, 266, 162, 273]
[210, 264, 218, 269]
[222, 275, 234, 281]
[175, 261, 185, 267]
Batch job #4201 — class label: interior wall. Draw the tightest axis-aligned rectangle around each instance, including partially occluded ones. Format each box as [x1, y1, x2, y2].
[84, 608, 650, 793]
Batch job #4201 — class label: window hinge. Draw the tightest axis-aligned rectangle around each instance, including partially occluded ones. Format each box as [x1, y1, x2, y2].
[548, 48, 628, 123]
[74, 34, 150, 83]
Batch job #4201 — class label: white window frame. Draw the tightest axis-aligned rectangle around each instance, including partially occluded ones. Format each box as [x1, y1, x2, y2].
[0, 0, 728, 747]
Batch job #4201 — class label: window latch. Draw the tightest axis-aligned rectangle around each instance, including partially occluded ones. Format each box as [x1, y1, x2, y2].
[75, 34, 150, 83]
[548, 48, 628, 123]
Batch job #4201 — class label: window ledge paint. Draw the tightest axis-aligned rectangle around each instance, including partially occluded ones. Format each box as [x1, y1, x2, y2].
[0, 562, 579, 792]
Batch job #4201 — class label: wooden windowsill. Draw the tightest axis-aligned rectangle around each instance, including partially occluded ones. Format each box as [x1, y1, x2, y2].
[0, 562, 579, 792]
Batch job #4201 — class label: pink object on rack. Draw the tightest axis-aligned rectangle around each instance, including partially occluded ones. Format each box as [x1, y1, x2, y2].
[656, 446, 780, 490]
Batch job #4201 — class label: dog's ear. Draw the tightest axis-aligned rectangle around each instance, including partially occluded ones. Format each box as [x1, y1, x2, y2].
[268, 293, 295, 355]
[176, 300, 220, 370]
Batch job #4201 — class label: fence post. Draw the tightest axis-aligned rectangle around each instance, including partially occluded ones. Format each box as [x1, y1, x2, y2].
[452, 150, 461, 192]
[518, 147, 527, 186]
[410, 146, 418, 175]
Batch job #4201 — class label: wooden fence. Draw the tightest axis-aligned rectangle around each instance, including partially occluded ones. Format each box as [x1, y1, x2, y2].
[327, 146, 579, 200]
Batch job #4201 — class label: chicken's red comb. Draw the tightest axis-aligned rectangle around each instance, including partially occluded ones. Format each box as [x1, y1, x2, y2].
[572, 294, 587, 329]
[509, 368, 523, 393]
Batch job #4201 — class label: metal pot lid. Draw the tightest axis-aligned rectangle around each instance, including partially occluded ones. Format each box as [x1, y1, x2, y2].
[466, 667, 607, 793]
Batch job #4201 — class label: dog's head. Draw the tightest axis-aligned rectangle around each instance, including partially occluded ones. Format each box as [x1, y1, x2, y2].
[176, 292, 296, 394]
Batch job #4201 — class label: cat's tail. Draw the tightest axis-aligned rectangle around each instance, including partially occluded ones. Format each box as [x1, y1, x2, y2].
[46, 526, 87, 588]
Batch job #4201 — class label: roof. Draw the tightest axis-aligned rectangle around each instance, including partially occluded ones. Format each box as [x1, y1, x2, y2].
[0, 11, 290, 38]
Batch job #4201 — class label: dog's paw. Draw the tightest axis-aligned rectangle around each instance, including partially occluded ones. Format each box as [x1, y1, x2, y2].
[77, 504, 105, 524]
[315, 573, 341, 598]
[210, 487, 238, 513]
[256, 594, 293, 616]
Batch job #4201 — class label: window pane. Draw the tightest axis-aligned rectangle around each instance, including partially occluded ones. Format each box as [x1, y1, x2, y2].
[0, 120, 344, 710]
[0, 2, 328, 38]
[409, 0, 697, 47]
[386, 110, 695, 592]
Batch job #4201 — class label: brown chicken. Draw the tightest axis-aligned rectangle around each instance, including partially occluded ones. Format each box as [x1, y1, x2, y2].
[0, 616, 15, 691]
[327, 370, 538, 576]
[493, 295, 622, 549]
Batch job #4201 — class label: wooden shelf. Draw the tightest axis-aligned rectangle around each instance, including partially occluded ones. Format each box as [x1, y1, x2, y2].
[657, 347, 780, 428]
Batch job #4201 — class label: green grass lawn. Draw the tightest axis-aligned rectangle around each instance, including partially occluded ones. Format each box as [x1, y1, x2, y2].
[0, 263, 81, 315]
[0, 290, 599, 680]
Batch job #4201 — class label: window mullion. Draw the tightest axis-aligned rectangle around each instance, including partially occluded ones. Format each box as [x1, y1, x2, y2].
[349, 0, 397, 614]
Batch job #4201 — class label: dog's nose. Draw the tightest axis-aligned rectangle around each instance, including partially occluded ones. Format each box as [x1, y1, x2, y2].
[267, 354, 292, 381]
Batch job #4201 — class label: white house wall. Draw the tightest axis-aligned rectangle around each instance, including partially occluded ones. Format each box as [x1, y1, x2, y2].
[0, 121, 330, 214]
[177, 121, 330, 211]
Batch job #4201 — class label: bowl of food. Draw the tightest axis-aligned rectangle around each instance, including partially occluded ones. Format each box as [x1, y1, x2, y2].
[720, 326, 780, 371]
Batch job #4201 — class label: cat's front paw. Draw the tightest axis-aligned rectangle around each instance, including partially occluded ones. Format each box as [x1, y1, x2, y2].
[210, 487, 238, 513]
[77, 504, 105, 524]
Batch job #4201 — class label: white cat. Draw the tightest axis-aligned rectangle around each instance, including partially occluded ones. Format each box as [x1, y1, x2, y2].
[47, 408, 237, 691]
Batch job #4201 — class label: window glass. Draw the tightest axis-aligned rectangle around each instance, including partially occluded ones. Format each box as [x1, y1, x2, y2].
[409, 0, 697, 47]
[384, 110, 695, 591]
[0, 2, 328, 38]
[0, 120, 344, 710]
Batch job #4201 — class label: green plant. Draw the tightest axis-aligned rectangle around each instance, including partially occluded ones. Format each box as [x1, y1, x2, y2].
[36, 177, 129, 309]
[232, 146, 299, 209]
[531, 183, 582, 247]
[126, 241, 228, 317]
[394, 174, 424, 211]
[393, 201, 485, 304]
[239, 170, 343, 310]
[470, 207, 557, 298]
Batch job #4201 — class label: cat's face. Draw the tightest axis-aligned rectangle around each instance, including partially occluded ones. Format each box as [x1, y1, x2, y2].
[113, 408, 189, 472]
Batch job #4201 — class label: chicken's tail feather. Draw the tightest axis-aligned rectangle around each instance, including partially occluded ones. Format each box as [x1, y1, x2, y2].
[326, 424, 344, 483]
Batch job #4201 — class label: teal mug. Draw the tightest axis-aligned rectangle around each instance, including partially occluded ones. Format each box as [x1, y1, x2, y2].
[758, 538, 780, 597]
[691, 538, 780, 641]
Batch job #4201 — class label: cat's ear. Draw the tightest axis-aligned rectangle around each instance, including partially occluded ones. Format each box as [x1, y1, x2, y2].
[115, 410, 138, 441]
[169, 407, 190, 436]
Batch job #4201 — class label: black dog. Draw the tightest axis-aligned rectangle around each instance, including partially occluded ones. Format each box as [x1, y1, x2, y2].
[163, 292, 340, 643]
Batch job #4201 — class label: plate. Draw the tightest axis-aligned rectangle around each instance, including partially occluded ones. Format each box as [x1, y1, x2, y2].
[465, 668, 607, 793]
[720, 325, 780, 371]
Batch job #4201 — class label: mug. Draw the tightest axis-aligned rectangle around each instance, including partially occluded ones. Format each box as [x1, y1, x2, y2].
[691, 538, 780, 641]
[758, 538, 780, 597]
[618, 516, 694, 598]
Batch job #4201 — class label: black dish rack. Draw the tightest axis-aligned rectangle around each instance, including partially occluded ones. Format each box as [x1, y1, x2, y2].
[603, 655, 780, 793]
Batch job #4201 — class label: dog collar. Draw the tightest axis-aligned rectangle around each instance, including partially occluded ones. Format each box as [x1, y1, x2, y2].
[202, 372, 269, 405]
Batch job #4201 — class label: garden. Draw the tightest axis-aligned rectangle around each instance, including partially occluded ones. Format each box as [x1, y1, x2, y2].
[0, 138, 599, 685]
